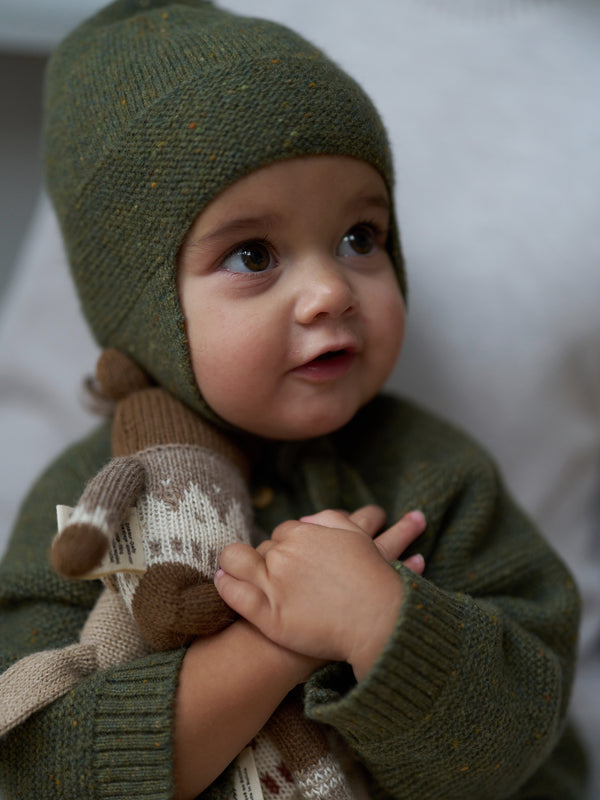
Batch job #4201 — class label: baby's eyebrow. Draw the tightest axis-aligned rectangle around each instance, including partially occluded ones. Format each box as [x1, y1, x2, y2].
[348, 193, 390, 216]
[187, 215, 281, 250]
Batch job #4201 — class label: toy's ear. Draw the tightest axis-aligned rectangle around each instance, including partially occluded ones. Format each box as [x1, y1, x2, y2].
[96, 349, 151, 401]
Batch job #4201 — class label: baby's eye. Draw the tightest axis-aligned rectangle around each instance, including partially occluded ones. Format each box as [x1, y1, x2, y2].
[337, 224, 377, 257]
[221, 241, 275, 273]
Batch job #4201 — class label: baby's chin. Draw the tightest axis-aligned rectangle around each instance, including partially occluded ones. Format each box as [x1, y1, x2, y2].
[240, 396, 379, 443]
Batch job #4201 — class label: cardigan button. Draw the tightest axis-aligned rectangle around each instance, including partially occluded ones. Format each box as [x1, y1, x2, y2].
[251, 485, 275, 510]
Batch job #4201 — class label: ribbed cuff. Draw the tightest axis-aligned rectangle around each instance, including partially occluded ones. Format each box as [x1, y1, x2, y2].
[92, 649, 184, 799]
[304, 568, 467, 747]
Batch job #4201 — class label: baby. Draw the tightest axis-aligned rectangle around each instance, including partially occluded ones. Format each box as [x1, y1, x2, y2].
[0, 1, 585, 799]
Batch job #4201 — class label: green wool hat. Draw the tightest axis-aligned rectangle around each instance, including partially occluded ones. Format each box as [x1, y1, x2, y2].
[44, 0, 405, 421]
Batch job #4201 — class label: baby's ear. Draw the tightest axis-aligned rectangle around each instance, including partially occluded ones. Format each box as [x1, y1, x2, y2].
[96, 349, 151, 401]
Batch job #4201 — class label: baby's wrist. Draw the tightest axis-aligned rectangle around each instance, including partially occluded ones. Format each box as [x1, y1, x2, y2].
[276, 643, 327, 684]
[229, 619, 324, 685]
[347, 577, 403, 682]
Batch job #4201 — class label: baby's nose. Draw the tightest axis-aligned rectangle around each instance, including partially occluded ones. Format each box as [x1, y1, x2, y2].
[293, 259, 357, 324]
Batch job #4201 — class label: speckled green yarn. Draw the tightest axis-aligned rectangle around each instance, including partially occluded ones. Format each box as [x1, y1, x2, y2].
[43, 0, 405, 420]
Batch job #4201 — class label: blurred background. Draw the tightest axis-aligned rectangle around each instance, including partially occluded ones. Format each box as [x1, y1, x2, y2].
[0, 1, 108, 298]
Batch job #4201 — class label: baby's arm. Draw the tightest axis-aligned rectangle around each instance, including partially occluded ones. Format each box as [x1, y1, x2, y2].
[173, 619, 318, 800]
[214, 505, 426, 681]
[173, 506, 425, 799]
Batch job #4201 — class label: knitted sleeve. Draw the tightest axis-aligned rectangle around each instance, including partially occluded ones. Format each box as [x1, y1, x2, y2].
[303, 397, 585, 800]
[0, 423, 183, 800]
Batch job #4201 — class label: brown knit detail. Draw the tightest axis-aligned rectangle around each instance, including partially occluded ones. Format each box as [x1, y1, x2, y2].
[112, 388, 250, 480]
[267, 691, 331, 772]
[96, 348, 151, 401]
[130, 562, 236, 650]
[177, 580, 238, 634]
[51, 523, 109, 578]
[261, 771, 283, 797]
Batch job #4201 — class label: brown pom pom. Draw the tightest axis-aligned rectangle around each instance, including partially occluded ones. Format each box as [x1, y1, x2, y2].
[96, 349, 151, 401]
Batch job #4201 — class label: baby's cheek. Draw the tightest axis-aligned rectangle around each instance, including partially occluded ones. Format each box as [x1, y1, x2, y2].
[382, 291, 406, 356]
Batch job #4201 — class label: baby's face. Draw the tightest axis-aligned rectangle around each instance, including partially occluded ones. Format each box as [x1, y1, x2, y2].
[177, 156, 405, 440]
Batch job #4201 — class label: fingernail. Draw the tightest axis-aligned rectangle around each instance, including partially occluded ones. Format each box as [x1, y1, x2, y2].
[214, 569, 225, 581]
[406, 553, 425, 572]
[408, 510, 426, 526]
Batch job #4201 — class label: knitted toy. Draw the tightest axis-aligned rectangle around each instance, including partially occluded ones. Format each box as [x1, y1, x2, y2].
[51, 348, 248, 650]
[1, 349, 359, 800]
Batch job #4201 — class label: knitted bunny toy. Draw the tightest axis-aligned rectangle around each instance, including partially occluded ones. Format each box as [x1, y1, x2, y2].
[1, 350, 359, 800]
[50, 348, 248, 650]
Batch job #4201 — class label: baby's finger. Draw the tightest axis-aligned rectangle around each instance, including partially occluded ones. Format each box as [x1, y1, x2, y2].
[218, 542, 265, 582]
[271, 511, 358, 543]
[374, 510, 426, 562]
[298, 505, 385, 537]
[297, 509, 347, 527]
[256, 538, 277, 557]
[346, 505, 386, 537]
[299, 509, 347, 524]
[270, 519, 304, 542]
[402, 553, 425, 575]
[214, 568, 268, 624]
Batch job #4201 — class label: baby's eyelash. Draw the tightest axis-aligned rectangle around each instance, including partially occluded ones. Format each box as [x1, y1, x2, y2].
[221, 235, 274, 261]
[218, 235, 279, 275]
[354, 219, 388, 239]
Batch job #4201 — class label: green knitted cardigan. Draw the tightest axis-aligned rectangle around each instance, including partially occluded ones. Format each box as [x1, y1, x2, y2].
[0, 393, 587, 800]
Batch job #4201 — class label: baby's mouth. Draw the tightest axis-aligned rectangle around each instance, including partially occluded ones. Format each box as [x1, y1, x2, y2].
[313, 349, 347, 362]
[293, 348, 356, 380]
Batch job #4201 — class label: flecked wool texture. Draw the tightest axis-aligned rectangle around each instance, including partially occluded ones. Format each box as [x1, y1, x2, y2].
[43, 0, 405, 423]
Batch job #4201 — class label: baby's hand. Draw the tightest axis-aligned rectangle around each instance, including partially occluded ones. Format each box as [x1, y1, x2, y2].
[214, 506, 425, 681]
[300, 505, 426, 576]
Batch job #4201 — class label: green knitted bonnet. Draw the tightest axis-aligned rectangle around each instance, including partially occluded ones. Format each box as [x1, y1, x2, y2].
[44, 0, 405, 421]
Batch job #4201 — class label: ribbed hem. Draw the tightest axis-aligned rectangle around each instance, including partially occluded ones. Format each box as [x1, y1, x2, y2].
[92, 649, 184, 799]
[304, 568, 467, 746]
